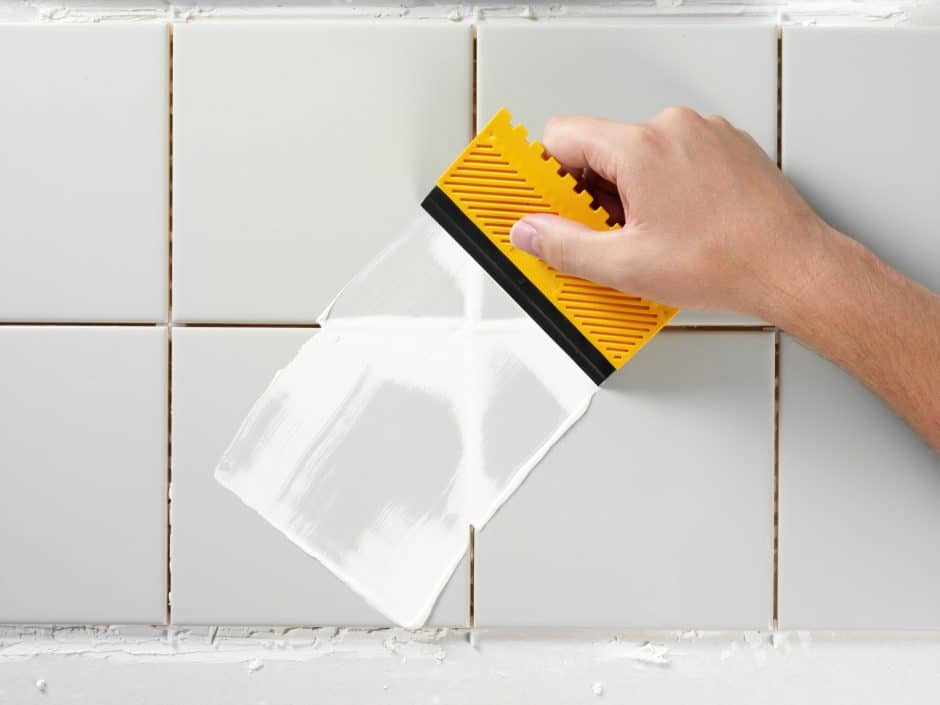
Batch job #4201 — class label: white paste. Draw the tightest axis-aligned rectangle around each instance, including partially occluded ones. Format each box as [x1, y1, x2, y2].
[216, 213, 596, 628]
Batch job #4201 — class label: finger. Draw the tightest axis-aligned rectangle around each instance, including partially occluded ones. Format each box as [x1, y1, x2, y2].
[583, 167, 618, 195]
[590, 189, 625, 226]
[704, 113, 732, 129]
[580, 168, 625, 224]
[555, 162, 584, 181]
[509, 213, 625, 287]
[553, 164, 625, 224]
[542, 115, 636, 185]
[735, 127, 766, 153]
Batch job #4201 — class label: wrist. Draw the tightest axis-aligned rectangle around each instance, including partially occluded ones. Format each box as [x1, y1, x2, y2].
[755, 217, 856, 332]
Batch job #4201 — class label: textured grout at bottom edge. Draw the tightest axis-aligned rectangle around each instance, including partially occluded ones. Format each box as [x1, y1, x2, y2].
[468, 525, 476, 629]
[165, 326, 173, 626]
[772, 328, 780, 629]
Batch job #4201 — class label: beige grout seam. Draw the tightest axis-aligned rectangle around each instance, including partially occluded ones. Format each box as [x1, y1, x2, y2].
[468, 525, 476, 628]
[776, 25, 783, 171]
[772, 330, 781, 629]
[772, 28, 783, 631]
[165, 322, 173, 625]
[0, 321, 163, 327]
[471, 22, 478, 133]
[165, 22, 174, 626]
[661, 324, 775, 333]
[466, 27, 478, 631]
[173, 322, 321, 329]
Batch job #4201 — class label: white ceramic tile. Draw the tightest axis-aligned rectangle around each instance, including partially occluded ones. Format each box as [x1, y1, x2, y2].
[172, 22, 473, 323]
[477, 21, 778, 326]
[0, 326, 167, 623]
[475, 331, 774, 628]
[0, 25, 168, 322]
[779, 27, 940, 629]
[783, 27, 940, 295]
[170, 327, 468, 626]
[778, 336, 940, 629]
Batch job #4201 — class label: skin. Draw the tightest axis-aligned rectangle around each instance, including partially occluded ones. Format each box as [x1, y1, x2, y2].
[508, 108, 940, 453]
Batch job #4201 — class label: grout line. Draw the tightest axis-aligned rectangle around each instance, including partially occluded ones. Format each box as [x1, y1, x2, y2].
[468, 524, 475, 629]
[471, 23, 478, 134]
[168, 22, 174, 330]
[466, 25, 478, 633]
[772, 329, 781, 629]
[165, 325, 173, 626]
[165, 22, 174, 627]
[173, 322, 322, 329]
[772, 28, 782, 631]
[661, 324, 775, 333]
[0, 322, 771, 331]
[776, 28, 783, 170]
[0, 321, 164, 327]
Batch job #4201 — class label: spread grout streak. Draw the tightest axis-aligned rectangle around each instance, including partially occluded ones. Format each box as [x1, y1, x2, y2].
[216, 213, 597, 627]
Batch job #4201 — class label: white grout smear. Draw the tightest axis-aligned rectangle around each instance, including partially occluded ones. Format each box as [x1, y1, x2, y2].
[216, 212, 597, 628]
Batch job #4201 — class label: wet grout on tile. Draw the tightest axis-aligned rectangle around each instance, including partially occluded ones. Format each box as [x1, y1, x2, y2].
[170, 326, 468, 626]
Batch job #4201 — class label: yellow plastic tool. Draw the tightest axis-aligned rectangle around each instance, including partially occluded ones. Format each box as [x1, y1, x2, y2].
[422, 108, 677, 383]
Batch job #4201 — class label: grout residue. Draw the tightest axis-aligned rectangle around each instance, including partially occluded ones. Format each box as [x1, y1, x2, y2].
[214, 213, 598, 628]
[0, 624, 820, 665]
[1, 0, 936, 25]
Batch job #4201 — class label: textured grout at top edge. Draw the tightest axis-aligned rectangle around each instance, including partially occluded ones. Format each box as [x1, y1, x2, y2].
[0, 2, 932, 26]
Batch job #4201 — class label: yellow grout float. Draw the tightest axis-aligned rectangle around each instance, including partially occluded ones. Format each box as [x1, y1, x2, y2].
[422, 108, 677, 384]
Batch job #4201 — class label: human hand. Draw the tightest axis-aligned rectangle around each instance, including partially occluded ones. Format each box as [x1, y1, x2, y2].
[509, 108, 833, 319]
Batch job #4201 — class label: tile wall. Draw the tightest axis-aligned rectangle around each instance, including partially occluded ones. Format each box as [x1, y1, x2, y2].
[0, 20, 936, 628]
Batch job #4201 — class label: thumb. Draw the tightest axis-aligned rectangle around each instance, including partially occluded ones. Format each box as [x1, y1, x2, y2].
[509, 213, 623, 287]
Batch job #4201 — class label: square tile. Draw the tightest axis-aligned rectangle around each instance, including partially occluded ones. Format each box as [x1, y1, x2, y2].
[477, 21, 778, 326]
[0, 25, 168, 322]
[170, 327, 468, 626]
[172, 22, 473, 323]
[778, 336, 940, 629]
[782, 27, 940, 294]
[780, 26, 940, 629]
[0, 326, 167, 623]
[475, 331, 775, 628]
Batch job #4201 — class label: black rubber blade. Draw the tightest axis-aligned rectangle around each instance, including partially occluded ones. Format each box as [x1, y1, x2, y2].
[421, 186, 614, 385]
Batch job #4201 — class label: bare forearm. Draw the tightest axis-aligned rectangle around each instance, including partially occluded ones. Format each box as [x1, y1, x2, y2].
[764, 225, 940, 452]
[513, 110, 940, 451]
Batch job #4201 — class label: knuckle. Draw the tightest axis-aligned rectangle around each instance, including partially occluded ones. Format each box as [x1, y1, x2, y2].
[632, 123, 665, 157]
[543, 115, 564, 140]
[543, 114, 581, 147]
[548, 233, 588, 278]
[555, 236, 575, 274]
[705, 113, 732, 128]
[658, 105, 702, 126]
[538, 232, 565, 271]
[736, 127, 759, 145]
[637, 123, 661, 147]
